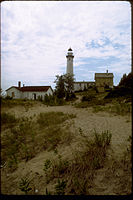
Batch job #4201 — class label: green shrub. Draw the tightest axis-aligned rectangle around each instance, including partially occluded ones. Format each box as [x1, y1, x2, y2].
[19, 177, 32, 194]
[5, 96, 13, 100]
[104, 86, 132, 99]
[82, 94, 95, 102]
[42, 94, 66, 106]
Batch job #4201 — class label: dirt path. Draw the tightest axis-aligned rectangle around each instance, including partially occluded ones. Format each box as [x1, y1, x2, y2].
[1, 104, 132, 194]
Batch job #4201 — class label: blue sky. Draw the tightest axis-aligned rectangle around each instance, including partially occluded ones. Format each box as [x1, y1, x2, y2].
[1, 1, 131, 92]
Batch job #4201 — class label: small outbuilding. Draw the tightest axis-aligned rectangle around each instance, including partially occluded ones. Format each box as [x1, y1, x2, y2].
[95, 70, 114, 92]
[6, 82, 53, 100]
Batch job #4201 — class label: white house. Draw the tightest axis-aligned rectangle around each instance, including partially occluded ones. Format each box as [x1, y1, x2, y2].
[6, 81, 53, 100]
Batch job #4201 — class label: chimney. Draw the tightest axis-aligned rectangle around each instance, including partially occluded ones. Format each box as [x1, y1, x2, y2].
[18, 81, 21, 88]
[106, 70, 108, 73]
[23, 84, 25, 87]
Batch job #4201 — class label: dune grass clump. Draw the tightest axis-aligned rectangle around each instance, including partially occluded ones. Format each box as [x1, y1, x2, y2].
[94, 129, 112, 147]
[42, 129, 112, 195]
[37, 111, 76, 128]
[19, 176, 32, 195]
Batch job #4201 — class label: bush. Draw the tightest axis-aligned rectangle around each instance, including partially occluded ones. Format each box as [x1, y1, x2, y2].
[43, 94, 66, 106]
[5, 95, 13, 100]
[82, 94, 95, 102]
[104, 86, 132, 99]
[65, 92, 76, 101]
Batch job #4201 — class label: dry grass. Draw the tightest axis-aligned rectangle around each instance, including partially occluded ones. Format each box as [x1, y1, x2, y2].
[1, 111, 76, 172]
[41, 129, 112, 195]
[1, 97, 131, 195]
[93, 102, 132, 115]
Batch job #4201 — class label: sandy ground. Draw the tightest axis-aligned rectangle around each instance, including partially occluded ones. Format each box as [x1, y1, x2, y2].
[1, 103, 132, 195]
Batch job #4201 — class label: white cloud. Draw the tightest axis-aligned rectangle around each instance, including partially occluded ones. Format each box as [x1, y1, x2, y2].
[1, 1, 131, 91]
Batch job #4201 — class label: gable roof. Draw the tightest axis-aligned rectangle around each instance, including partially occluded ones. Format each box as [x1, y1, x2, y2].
[20, 86, 52, 92]
[6, 86, 52, 92]
[95, 73, 113, 78]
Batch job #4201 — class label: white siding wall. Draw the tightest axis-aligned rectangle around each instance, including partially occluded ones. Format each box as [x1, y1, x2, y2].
[23, 89, 53, 100]
[6, 88, 22, 99]
[23, 91, 46, 100]
[74, 82, 95, 91]
[6, 87, 53, 100]
[74, 83, 87, 91]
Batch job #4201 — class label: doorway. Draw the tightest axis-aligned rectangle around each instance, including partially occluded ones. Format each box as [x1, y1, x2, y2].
[33, 93, 36, 100]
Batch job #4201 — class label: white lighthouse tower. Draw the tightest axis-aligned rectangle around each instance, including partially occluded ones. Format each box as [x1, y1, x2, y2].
[66, 47, 74, 75]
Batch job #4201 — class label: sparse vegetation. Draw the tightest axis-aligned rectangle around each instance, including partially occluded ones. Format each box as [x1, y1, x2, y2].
[42, 94, 66, 106]
[93, 102, 131, 115]
[1, 98, 34, 108]
[41, 128, 112, 195]
[37, 111, 73, 127]
[1, 111, 75, 172]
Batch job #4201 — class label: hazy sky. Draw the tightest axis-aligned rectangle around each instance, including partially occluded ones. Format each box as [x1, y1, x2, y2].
[1, 1, 131, 91]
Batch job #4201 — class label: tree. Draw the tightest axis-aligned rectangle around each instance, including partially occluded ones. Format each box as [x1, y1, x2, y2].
[118, 73, 127, 87]
[64, 73, 74, 96]
[118, 72, 133, 88]
[54, 75, 65, 99]
[54, 74, 75, 100]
